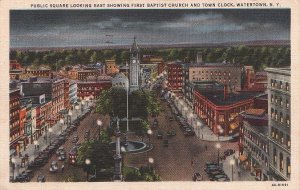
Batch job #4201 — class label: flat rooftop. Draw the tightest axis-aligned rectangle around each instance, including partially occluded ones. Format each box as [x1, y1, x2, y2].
[200, 91, 258, 106]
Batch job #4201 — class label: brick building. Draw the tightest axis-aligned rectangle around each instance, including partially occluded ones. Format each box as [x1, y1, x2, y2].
[77, 75, 112, 100]
[167, 61, 184, 91]
[193, 82, 257, 136]
[9, 88, 21, 154]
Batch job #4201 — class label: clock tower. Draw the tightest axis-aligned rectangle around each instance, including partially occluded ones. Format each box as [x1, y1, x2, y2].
[129, 36, 140, 92]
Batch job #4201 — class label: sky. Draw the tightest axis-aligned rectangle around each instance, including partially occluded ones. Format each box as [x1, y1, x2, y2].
[10, 9, 290, 48]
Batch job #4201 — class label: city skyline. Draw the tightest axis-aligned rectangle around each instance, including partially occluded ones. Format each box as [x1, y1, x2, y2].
[10, 9, 290, 48]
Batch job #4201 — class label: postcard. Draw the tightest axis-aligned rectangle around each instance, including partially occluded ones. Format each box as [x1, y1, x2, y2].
[0, 0, 299, 189]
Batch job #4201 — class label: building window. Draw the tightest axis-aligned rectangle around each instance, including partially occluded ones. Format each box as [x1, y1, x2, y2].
[286, 100, 289, 109]
[287, 157, 291, 178]
[280, 81, 283, 89]
[286, 115, 290, 126]
[271, 95, 274, 103]
[279, 153, 283, 172]
[273, 148, 277, 166]
[287, 135, 291, 148]
[286, 82, 289, 91]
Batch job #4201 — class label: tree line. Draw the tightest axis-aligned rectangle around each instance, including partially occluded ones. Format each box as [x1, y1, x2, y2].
[10, 45, 290, 71]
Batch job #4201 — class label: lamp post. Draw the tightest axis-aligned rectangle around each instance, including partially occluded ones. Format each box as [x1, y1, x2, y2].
[147, 129, 153, 146]
[196, 121, 201, 138]
[60, 118, 64, 133]
[216, 143, 221, 166]
[75, 105, 79, 118]
[148, 157, 154, 170]
[97, 119, 102, 140]
[230, 159, 235, 181]
[33, 140, 38, 156]
[184, 107, 188, 119]
[81, 100, 85, 112]
[180, 100, 184, 114]
[189, 113, 194, 127]
[85, 158, 91, 182]
[11, 158, 16, 180]
[68, 110, 73, 128]
[48, 128, 53, 144]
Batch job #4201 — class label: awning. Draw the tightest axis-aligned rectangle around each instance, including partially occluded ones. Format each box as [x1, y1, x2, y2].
[239, 155, 248, 162]
[230, 122, 239, 130]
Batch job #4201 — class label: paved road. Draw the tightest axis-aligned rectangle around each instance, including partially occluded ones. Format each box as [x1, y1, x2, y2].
[125, 96, 239, 181]
[30, 111, 110, 182]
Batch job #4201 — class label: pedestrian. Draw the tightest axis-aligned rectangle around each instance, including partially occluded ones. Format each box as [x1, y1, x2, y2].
[205, 145, 207, 151]
[201, 134, 203, 139]
[238, 170, 241, 177]
[37, 145, 39, 150]
[61, 164, 65, 173]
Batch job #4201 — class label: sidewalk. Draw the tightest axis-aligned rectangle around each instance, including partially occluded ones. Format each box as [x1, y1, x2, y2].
[222, 152, 256, 181]
[164, 92, 235, 142]
[10, 103, 93, 178]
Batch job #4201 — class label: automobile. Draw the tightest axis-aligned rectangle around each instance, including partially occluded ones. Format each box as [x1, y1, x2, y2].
[224, 149, 235, 156]
[37, 175, 46, 182]
[153, 118, 158, 125]
[56, 146, 65, 155]
[169, 116, 174, 121]
[205, 162, 218, 166]
[205, 168, 224, 175]
[184, 129, 195, 136]
[15, 174, 30, 182]
[208, 170, 226, 177]
[72, 135, 79, 143]
[210, 174, 229, 181]
[84, 130, 90, 140]
[215, 177, 230, 182]
[156, 131, 163, 139]
[163, 139, 169, 147]
[192, 172, 203, 181]
[166, 130, 176, 137]
[58, 153, 66, 161]
[49, 161, 58, 173]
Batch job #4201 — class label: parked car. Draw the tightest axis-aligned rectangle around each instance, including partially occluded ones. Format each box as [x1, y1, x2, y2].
[184, 128, 195, 136]
[166, 130, 176, 137]
[72, 135, 79, 143]
[224, 149, 235, 156]
[58, 153, 66, 161]
[210, 174, 229, 181]
[15, 174, 30, 182]
[157, 131, 163, 139]
[163, 139, 169, 147]
[49, 161, 58, 173]
[56, 147, 65, 155]
[37, 175, 46, 182]
[193, 172, 203, 181]
[169, 116, 174, 121]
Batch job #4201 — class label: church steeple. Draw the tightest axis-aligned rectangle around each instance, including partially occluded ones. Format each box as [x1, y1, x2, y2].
[129, 36, 140, 92]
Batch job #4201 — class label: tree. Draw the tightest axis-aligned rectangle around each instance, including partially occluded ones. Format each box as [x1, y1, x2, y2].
[76, 140, 114, 175]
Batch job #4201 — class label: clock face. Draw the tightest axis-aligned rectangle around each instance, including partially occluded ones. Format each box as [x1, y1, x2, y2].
[132, 60, 136, 64]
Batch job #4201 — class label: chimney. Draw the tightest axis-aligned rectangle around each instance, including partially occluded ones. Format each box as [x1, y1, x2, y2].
[224, 85, 227, 100]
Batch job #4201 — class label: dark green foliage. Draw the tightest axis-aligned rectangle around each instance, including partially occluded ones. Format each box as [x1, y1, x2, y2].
[10, 45, 290, 71]
[76, 140, 114, 175]
[123, 166, 161, 182]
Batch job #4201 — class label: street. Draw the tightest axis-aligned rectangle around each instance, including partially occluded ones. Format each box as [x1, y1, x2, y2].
[125, 96, 239, 181]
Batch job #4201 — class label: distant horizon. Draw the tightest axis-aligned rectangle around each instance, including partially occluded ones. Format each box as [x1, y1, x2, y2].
[10, 39, 290, 51]
[10, 9, 290, 48]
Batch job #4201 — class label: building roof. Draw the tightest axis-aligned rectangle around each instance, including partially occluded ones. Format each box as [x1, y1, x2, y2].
[245, 109, 265, 116]
[198, 91, 257, 106]
[265, 67, 291, 76]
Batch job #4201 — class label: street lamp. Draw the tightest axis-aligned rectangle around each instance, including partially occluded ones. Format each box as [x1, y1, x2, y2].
[216, 143, 221, 166]
[230, 159, 235, 181]
[184, 107, 188, 119]
[97, 119, 102, 140]
[196, 121, 201, 138]
[34, 140, 38, 157]
[48, 128, 53, 144]
[11, 158, 16, 180]
[147, 129, 153, 145]
[60, 118, 64, 133]
[75, 105, 79, 118]
[85, 158, 91, 181]
[189, 113, 194, 126]
[148, 157, 154, 169]
[68, 110, 73, 128]
[81, 100, 85, 112]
